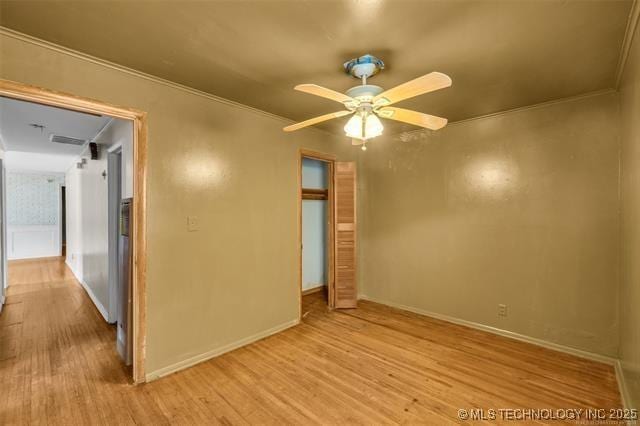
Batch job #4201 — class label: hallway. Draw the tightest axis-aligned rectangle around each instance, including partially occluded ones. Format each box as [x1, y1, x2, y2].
[0, 257, 133, 423]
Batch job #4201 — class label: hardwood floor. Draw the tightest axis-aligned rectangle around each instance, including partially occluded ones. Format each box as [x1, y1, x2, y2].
[0, 258, 621, 424]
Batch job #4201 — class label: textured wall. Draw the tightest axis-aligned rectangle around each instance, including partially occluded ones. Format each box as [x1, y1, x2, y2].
[7, 172, 64, 225]
[360, 92, 620, 357]
[0, 32, 355, 377]
[620, 19, 640, 409]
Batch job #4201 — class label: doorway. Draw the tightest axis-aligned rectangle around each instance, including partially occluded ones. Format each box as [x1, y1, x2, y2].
[0, 79, 148, 383]
[298, 149, 358, 318]
[300, 151, 334, 317]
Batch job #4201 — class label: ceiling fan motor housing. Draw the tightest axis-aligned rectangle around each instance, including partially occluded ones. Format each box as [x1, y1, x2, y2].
[346, 84, 384, 103]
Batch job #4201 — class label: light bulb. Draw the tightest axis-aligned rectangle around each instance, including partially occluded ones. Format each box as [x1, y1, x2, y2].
[364, 114, 383, 138]
[361, 144, 367, 151]
[344, 112, 384, 141]
[344, 114, 363, 139]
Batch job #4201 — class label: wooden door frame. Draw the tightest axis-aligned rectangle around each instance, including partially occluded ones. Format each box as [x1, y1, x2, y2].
[298, 149, 336, 318]
[0, 79, 148, 384]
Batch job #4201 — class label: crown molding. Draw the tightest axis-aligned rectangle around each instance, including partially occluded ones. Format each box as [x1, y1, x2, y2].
[615, 0, 640, 88]
[392, 88, 617, 140]
[0, 24, 627, 141]
[0, 27, 298, 127]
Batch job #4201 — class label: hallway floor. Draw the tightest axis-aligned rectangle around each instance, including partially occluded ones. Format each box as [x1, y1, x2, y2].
[0, 258, 622, 424]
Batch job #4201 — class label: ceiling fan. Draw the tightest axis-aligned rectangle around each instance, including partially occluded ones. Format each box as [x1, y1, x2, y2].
[283, 54, 452, 150]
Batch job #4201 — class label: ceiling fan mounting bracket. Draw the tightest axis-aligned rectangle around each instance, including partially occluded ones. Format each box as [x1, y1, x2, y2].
[344, 54, 385, 80]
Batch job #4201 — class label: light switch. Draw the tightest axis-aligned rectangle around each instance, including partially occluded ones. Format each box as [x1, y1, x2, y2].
[187, 216, 199, 232]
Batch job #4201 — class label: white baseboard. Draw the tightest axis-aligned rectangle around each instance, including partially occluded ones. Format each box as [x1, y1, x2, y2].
[358, 294, 617, 366]
[65, 258, 80, 280]
[66, 259, 109, 323]
[145, 318, 300, 382]
[79, 279, 109, 322]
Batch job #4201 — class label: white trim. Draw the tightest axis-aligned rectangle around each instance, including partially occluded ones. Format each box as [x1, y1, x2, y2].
[616, 0, 640, 88]
[145, 318, 300, 382]
[106, 149, 121, 324]
[66, 257, 109, 322]
[107, 142, 123, 154]
[615, 360, 633, 410]
[78, 278, 109, 322]
[358, 294, 617, 366]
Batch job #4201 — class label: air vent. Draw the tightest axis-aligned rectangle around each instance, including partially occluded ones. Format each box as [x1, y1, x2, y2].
[50, 134, 86, 146]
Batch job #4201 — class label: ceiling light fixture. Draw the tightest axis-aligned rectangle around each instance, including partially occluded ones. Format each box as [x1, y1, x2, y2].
[344, 110, 383, 141]
[284, 54, 452, 151]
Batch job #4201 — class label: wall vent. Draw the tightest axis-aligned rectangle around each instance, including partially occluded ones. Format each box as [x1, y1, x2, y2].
[50, 134, 86, 146]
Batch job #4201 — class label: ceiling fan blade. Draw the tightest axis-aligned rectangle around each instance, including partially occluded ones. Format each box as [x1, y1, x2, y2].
[283, 110, 353, 132]
[373, 72, 452, 106]
[295, 84, 355, 104]
[377, 107, 448, 130]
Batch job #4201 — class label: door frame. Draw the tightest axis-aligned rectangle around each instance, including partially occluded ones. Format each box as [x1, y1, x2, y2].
[0, 79, 148, 384]
[298, 149, 336, 318]
[58, 182, 65, 257]
[107, 146, 122, 324]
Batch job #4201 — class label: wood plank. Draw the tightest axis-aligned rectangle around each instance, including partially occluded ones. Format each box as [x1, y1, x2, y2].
[0, 259, 622, 424]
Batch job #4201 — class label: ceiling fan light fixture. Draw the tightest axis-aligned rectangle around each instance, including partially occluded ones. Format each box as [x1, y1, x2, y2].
[365, 113, 383, 138]
[285, 55, 452, 145]
[344, 112, 383, 140]
[344, 113, 363, 139]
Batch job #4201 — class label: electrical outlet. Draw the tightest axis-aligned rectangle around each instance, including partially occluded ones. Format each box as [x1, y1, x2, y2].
[187, 215, 199, 232]
[498, 304, 508, 317]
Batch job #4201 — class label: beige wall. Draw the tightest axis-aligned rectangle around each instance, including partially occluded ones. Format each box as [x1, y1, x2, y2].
[359, 92, 621, 357]
[0, 33, 355, 377]
[0, 28, 632, 391]
[620, 20, 640, 409]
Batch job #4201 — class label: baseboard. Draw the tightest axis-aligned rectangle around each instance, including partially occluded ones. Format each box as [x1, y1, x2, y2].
[145, 318, 300, 382]
[78, 279, 109, 322]
[302, 285, 326, 296]
[615, 360, 633, 410]
[9, 255, 62, 263]
[66, 260, 109, 323]
[358, 294, 617, 366]
[65, 258, 80, 279]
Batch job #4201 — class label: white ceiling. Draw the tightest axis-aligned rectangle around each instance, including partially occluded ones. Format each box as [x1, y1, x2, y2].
[0, 96, 111, 155]
[0, 96, 112, 173]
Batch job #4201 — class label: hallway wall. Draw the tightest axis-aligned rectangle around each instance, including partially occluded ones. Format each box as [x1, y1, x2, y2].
[65, 118, 133, 321]
[6, 172, 64, 260]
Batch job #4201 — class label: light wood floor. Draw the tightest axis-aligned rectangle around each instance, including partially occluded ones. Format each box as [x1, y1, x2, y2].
[0, 257, 621, 424]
